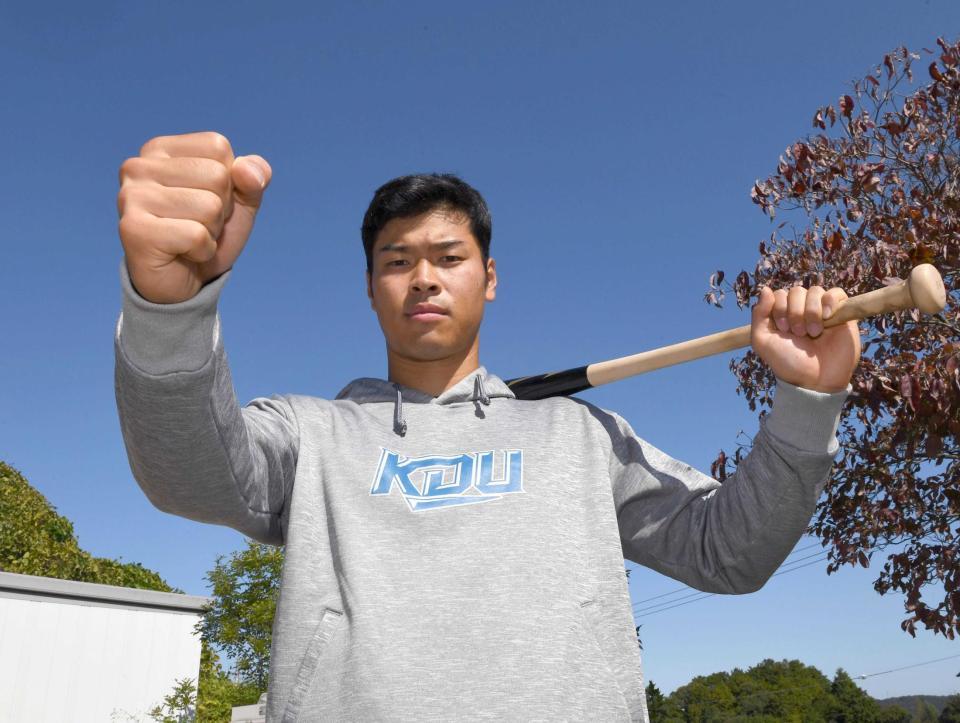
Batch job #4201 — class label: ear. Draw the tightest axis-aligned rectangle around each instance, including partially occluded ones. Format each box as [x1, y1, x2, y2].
[484, 257, 497, 302]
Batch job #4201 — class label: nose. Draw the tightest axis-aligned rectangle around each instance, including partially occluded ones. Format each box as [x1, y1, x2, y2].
[410, 258, 441, 293]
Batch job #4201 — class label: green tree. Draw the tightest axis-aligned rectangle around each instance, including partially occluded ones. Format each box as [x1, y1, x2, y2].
[148, 677, 196, 722]
[671, 671, 738, 721]
[645, 680, 667, 713]
[646, 680, 684, 722]
[828, 668, 882, 722]
[915, 698, 940, 722]
[195, 539, 284, 691]
[0, 461, 174, 591]
[0, 460, 255, 722]
[193, 641, 262, 722]
[877, 706, 912, 723]
[941, 693, 960, 722]
[707, 36, 960, 639]
[729, 659, 833, 721]
[658, 659, 901, 721]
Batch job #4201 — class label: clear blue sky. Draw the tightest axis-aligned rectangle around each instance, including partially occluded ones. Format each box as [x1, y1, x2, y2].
[1, 0, 957, 699]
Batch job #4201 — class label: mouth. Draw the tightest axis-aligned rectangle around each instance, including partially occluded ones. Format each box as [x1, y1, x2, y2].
[405, 304, 449, 323]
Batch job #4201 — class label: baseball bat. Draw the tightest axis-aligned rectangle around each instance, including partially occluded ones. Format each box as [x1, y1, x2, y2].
[505, 263, 947, 400]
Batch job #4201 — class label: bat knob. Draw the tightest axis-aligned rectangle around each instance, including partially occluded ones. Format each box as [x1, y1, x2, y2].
[908, 263, 947, 314]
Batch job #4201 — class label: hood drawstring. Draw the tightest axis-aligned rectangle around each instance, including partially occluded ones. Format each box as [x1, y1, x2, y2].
[393, 384, 407, 437]
[472, 375, 491, 420]
[473, 375, 491, 406]
[391, 374, 492, 437]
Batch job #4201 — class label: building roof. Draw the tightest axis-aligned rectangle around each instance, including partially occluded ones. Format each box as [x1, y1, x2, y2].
[0, 570, 211, 615]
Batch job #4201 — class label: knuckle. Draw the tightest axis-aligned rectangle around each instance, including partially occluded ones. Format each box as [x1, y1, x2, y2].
[117, 213, 131, 237]
[204, 131, 233, 159]
[139, 135, 164, 157]
[199, 190, 224, 222]
[208, 160, 232, 195]
[119, 156, 141, 183]
[189, 220, 211, 246]
[116, 185, 137, 213]
[118, 212, 142, 244]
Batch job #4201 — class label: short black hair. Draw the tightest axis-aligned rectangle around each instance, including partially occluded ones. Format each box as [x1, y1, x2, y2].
[361, 173, 492, 273]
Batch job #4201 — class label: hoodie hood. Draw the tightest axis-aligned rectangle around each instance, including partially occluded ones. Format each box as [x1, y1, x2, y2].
[334, 366, 516, 437]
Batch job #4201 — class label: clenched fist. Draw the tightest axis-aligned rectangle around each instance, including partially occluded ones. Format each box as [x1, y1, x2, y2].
[750, 284, 862, 393]
[117, 131, 272, 304]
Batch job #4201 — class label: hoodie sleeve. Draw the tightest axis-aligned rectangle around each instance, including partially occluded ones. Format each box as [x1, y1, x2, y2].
[603, 377, 850, 594]
[113, 256, 299, 547]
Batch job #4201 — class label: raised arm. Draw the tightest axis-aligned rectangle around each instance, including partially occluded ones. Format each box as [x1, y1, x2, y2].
[113, 132, 296, 546]
[603, 377, 850, 594]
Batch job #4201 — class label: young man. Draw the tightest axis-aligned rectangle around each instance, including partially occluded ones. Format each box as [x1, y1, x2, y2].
[114, 132, 860, 722]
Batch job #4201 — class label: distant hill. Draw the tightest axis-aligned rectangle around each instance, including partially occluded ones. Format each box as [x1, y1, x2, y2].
[0, 460, 176, 592]
[877, 694, 951, 715]
[647, 659, 958, 722]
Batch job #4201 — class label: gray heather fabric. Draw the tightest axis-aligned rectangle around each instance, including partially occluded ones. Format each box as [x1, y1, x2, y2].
[113, 256, 851, 722]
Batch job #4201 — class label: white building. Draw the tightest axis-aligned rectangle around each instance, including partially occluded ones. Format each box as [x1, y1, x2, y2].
[0, 570, 210, 722]
[231, 693, 267, 722]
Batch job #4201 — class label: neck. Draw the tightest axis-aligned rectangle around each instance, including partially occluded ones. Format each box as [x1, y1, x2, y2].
[386, 336, 482, 397]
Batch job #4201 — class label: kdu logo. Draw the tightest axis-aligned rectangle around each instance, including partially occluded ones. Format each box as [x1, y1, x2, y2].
[370, 448, 525, 512]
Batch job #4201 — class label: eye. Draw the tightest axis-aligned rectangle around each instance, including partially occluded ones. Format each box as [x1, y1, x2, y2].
[386, 259, 408, 267]
[440, 255, 462, 263]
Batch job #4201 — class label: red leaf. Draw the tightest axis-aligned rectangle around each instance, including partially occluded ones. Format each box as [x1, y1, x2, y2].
[899, 373, 920, 412]
[858, 551, 870, 568]
[884, 54, 895, 78]
[824, 231, 843, 252]
[840, 95, 854, 118]
[929, 62, 944, 81]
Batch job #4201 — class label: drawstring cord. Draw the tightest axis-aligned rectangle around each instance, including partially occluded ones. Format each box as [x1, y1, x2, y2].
[393, 384, 407, 437]
[473, 375, 491, 406]
[392, 374, 490, 437]
[473, 375, 491, 420]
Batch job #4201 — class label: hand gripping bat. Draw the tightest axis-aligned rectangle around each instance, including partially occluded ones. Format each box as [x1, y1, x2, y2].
[505, 263, 947, 400]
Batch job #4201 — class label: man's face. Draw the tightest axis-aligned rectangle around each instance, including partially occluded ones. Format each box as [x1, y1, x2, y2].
[366, 207, 497, 363]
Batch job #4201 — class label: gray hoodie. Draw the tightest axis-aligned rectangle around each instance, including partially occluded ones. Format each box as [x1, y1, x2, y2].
[113, 257, 851, 722]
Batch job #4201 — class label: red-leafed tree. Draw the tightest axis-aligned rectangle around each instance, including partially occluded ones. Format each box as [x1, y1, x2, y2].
[706, 38, 960, 638]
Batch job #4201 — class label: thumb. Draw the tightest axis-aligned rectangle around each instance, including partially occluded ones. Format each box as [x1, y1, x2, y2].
[751, 286, 777, 332]
[752, 286, 774, 316]
[231, 154, 272, 209]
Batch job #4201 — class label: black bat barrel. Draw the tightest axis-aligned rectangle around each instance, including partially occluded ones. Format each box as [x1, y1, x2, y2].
[504, 365, 591, 400]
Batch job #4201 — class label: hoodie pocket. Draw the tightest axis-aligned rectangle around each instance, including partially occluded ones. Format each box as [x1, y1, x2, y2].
[578, 600, 630, 715]
[281, 607, 344, 723]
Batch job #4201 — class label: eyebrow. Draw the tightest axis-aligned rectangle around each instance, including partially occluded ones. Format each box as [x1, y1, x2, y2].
[377, 239, 466, 254]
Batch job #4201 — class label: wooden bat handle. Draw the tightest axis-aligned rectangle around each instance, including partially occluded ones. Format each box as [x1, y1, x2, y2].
[587, 263, 947, 388]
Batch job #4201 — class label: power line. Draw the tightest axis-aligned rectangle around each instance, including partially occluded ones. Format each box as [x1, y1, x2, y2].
[635, 591, 715, 618]
[770, 554, 832, 578]
[633, 589, 710, 615]
[633, 556, 830, 619]
[630, 541, 825, 609]
[855, 654, 960, 680]
[631, 548, 829, 614]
